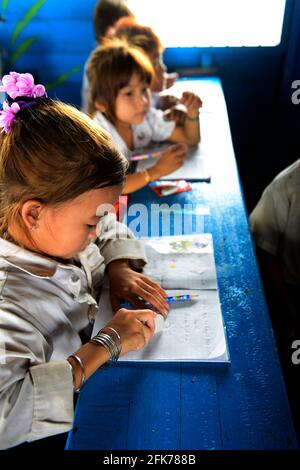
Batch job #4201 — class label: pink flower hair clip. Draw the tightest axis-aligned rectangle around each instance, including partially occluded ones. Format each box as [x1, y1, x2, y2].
[0, 71, 47, 133]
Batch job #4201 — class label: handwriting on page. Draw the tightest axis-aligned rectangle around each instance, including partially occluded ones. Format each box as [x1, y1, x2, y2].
[93, 234, 229, 362]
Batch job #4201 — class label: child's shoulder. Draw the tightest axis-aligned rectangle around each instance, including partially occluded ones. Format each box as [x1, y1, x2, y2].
[272, 159, 300, 190]
[93, 111, 113, 131]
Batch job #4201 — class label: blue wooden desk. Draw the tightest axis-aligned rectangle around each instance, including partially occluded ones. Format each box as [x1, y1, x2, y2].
[66, 78, 298, 450]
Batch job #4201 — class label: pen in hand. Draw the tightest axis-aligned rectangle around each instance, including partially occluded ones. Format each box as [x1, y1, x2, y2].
[119, 294, 199, 334]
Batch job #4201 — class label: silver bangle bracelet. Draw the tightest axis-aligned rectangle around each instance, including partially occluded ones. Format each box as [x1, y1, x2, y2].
[90, 331, 121, 361]
[93, 333, 121, 361]
[103, 326, 121, 346]
[91, 336, 116, 359]
[67, 360, 75, 388]
[69, 354, 85, 392]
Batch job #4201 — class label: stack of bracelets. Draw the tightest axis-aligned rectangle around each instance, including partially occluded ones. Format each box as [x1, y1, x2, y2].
[89, 326, 122, 361]
[68, 327, 122, 393]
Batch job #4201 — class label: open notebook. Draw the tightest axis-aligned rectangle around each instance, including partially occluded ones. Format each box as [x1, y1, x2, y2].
[93, 234, 229, 362]
[133, 143, 211, 181]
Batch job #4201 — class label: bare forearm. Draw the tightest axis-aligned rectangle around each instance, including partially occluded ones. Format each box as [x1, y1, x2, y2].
[182, 113, 200, 145]
[122, 167, 159, 194]
[68, 342, 110, 391]
[169, 113, 201, 145]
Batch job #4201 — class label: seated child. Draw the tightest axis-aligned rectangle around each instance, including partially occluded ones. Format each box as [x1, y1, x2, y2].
[86, 38, 202, 194]
[250, 159, 300, 335]
[81, 0, 135, 111]
[113, 17, 183, 122]
[250, 161, 300, 433]
[82, 1, 179, 114]
[0, 71, 169, 449]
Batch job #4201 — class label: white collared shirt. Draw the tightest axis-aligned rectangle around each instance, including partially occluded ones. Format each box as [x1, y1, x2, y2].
[93, 109, 175, 161]
[0, 217, 146, 448]
[250, 159, 300, 285]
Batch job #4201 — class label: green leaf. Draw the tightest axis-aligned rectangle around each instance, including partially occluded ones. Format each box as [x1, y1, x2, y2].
[2, 0, 9, 12]
[45, 67, 81, 90]
[11, 0, 47, 44]
[9, 37, 36, 64]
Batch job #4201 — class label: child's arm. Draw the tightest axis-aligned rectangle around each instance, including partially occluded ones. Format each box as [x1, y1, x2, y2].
[163, 104, 187, 127]
[168, 91, 202, 145]
[106, 258, 168, 316]
[122, 143, 187, 194]
[155, 94, 178, 111]
[68, 306, 157, 391]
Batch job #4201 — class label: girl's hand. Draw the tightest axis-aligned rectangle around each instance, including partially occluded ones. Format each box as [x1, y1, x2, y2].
[107, 259, 169, 316]
[163, 105, 187, 127]
[157, 94, 178, 111]
[103, 307, 157, 355]
[179, 91, 202, 116]
[150, 143, 188, 179]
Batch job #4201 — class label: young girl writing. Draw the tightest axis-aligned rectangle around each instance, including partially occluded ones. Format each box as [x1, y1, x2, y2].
[86, 38, 202, 194]
[0, 72, 169, 449]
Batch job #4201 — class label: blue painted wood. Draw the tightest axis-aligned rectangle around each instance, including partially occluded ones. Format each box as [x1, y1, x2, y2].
[0, 0, 96, 19]
[0, 0, 96, 106]
[66, 78, 298, 450]
[1, 21, 95, 53]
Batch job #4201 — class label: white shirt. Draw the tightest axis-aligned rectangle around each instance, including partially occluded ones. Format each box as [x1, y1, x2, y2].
[0, 216, 146, 449]
[250, 159, 300, 285]
[93, 110, 175, 161]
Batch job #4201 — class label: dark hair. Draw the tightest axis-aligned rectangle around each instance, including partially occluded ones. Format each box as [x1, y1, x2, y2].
[86, 37, 154, 120]
[93, 0, 134, 42]
[0, 97, 128, 241]
[114, 17, 163, 55]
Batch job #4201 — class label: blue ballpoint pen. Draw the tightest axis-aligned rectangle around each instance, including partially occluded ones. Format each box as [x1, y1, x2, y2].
[165, 294, 199, 303]
[120, 293, 199, 308]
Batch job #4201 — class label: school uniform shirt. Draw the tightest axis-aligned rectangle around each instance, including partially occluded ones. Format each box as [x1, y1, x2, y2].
[93, 109, 175, 161]
[250, 159, 300, 285]
[0, 215, 147, 449]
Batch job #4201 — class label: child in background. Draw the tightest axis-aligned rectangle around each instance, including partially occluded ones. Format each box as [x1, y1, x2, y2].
[250, 160, 300, 433]
[87, 38, 202, 194]
[82, 0, 179, 113]
[250, 160, 300, 336]
[81, 0, 135, 111]
[113, 17, 187, 125]
[93, 0, 135, 43]
[0, 72, 169, 449]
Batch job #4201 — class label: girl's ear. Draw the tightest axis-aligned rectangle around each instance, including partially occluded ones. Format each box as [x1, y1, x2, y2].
[95, 100, 106, 113]
[21, 200, 43, 230]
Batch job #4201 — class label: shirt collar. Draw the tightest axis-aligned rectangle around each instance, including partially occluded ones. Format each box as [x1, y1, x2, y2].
[0, 237, 71, 278]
